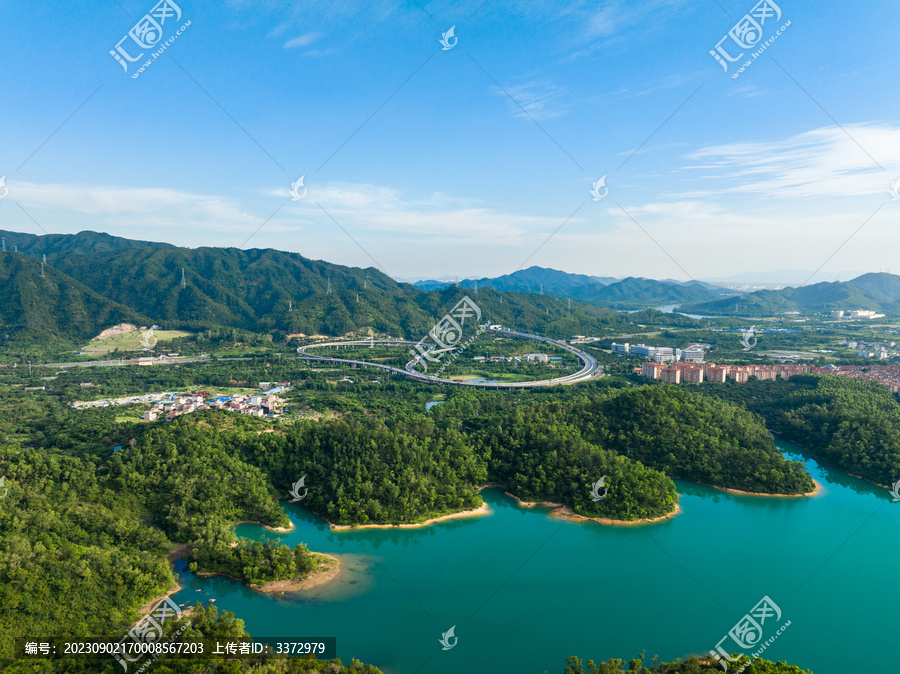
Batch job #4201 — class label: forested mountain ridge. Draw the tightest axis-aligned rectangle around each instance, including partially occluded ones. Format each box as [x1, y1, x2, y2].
[0, 251, 151, 349]
[688, 374, 900, 488]
[0, 230, 702, 355]
[416, 265, 731, 309]
[0, 228, 173, 258]
[682, 272, 900, 316]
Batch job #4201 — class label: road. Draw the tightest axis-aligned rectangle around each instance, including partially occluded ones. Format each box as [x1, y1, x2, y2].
[35, 355, 214, 369]
[296, 327, 602, 388]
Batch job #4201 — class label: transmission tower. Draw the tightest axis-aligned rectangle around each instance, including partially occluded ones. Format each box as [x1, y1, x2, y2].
[181, 268, 186, 289]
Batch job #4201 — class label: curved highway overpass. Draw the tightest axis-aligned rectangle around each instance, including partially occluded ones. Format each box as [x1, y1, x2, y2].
[296, 327, 602, 389]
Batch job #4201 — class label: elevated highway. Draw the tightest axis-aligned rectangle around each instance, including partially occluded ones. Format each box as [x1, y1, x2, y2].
[296, 327, 602, 389]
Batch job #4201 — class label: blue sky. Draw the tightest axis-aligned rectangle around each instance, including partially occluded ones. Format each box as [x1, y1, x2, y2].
[1, 0, 898, 282]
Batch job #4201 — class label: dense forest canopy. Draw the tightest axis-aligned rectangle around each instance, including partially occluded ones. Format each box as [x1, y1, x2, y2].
[686, 374, 900, 487]
[0, 358, 826, 672]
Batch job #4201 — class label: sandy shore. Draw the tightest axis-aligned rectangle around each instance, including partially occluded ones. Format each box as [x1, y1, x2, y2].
[504, 490, 681, 526]
[328, 501, 491, 531]
[552, 503, 682, 526]
[699, 478, 822, 498]
[232, 519, 295, 533]
[194, 552, 341, 594]
[138, 543, 192, 616]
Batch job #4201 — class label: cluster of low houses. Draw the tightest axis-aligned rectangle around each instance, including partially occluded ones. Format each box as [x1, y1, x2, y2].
[142, 383, 291, 421]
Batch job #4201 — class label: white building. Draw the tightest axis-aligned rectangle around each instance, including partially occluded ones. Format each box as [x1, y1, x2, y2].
[630, 344, 654, 357]
[681, 348, 705, 363]
[611, 342, 630, 354]
[526, 353, 549, 363]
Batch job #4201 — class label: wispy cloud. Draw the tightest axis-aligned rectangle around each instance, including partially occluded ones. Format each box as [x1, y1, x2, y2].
[562, 0, 696, 60]
[680, 123, 899, 198]
[493, 79, 570, 121]
[8, 182, 262, 235]
[270, 181, 569, 244]
[283, 32, 320, 48]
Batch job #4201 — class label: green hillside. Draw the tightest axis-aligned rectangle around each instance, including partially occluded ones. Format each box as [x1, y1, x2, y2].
[683, 274, 900, 316]
[0, 231, 705, 358]
[0, 252, 151, 355]
[0, 228, 173, 259]
[421, 266, 727, 309]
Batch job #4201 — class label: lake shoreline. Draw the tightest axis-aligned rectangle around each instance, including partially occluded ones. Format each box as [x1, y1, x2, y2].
[138, 543, 192, 618]
[327, 502, 491, 531]
[696, 478, 822, 498]
[232, 519, 295, 533]
[504, 490, 682, 526]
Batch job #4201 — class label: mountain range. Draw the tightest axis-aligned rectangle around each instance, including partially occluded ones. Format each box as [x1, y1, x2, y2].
[681, 274, 900, 316]
[415, 265, 900, 317]
[0, 230, 696, 355]
[4, 229, 898, 357]
[415, 266, 737, 309]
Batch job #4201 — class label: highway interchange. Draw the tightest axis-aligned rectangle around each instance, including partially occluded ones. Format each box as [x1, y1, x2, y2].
[296, 326, 602, 389]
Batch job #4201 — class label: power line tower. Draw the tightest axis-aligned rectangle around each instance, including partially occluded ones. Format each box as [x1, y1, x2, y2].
[326, 279, 331, 294]
[181, 268, 186, 289]
[540, 283, 543, 295]
[1, 238, 5, 252]
[41, 261, 45, 277]
[288, 300, 292, 312]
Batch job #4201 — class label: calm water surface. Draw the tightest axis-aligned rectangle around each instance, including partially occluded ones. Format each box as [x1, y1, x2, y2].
[170, 442, 899, 674]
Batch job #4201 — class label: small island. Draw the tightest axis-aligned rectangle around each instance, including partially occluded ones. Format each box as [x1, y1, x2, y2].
[189, 539, 341, 594]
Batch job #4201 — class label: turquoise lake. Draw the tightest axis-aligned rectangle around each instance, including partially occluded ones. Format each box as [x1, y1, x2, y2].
[170, 442, 900, 674]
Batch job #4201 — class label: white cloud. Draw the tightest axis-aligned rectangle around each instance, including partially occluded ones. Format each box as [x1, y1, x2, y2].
[272, 181, 567, 244]
[283, 32, 320, 48]
[7, 182, 265, 238]
[493, 79, 570, 121]
[681, 123, 899, 198]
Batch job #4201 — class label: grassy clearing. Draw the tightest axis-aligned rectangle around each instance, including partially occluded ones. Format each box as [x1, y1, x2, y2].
[83, 330, 193, 354]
